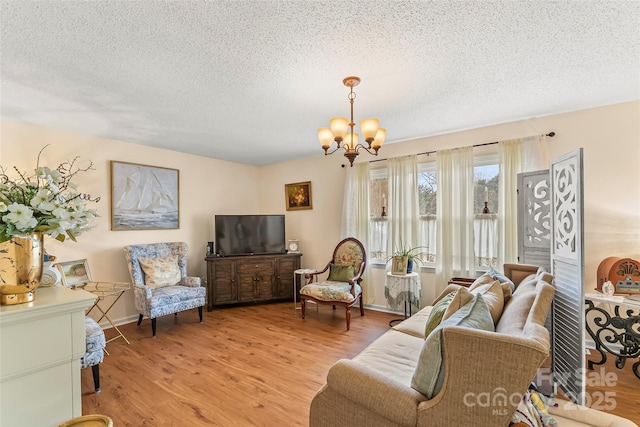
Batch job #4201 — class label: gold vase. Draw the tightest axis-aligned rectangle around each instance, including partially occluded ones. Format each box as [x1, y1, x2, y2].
[0, 232, 44, 305]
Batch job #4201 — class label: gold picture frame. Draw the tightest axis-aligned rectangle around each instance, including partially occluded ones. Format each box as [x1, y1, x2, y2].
[111, 161, 180, 230]
[56, 259, 92, 287]
[285, 181, 312, 211]
[391, 256, 408, 276]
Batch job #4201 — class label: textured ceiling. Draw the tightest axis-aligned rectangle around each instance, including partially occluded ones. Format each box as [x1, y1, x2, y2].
[1, 1, 639, 166]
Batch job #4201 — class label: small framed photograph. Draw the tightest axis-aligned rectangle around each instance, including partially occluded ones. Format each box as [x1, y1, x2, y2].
[285, 181, 312, 211]
[56, 259, 92, 287]
[391, 256, 408, 276]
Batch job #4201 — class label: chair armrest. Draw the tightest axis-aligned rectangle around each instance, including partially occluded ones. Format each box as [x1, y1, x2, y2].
[305, 264, 330, 283]
[447, 277, 475, 287]
[133, 283, 152, 299]
[181, 276, 201, 287]
[324, 359, 426, 426]
[416, 326, 549, 426]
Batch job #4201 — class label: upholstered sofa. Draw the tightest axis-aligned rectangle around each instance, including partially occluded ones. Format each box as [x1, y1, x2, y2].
[309, 265, 637, 427]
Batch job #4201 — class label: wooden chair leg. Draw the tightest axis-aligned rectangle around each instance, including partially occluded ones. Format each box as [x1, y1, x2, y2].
[360, 294, 364, 316]
[151, 318, 157, 338]
[301, 298, 306, 319]
[346, 307, 351, 330]
[137, 313, 143, 326]
[91, 364, 101, 393]
[198, 306, 203, 323]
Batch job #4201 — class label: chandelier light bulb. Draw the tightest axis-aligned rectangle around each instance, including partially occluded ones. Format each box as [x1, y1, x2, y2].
[317, 76, 385, 166]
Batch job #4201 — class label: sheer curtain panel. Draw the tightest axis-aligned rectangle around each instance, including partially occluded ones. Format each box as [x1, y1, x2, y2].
[386, 155, 420, 265]
[341, 162, 373, 303]
[435, 147, 475, 293]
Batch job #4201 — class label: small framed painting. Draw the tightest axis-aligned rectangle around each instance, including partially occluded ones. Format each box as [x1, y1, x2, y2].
[285, 181, 312, 211]
[56, 259, 92, 287]
[391, 256, 408, 276]
[111, 161, 180, 230]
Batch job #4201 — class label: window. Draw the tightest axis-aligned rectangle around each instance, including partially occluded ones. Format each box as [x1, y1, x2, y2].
[473, 154, 499, 269]
[418, 162, 436, 264]
[368, 152, 501, 269]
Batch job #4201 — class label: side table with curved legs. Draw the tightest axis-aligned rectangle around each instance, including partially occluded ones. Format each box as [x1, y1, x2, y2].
[77, 281, 131, 349]
[585, 293, 640, 380]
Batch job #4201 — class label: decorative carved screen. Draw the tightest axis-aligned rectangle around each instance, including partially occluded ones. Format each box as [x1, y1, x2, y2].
[517, 170, 551, 271]
[550, 149, 585, 406]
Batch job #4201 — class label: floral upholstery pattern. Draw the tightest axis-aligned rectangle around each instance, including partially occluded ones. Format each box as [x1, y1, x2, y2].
[138, 255, 181, 289]
[124, 242, 206, 333]
[333, 240, 364, 271]
[300, 237, 367, 330]
[300, 282, 362, 302]
[81, 316, 105, 369]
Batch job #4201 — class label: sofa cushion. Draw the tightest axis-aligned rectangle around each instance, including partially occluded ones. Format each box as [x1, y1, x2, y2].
[392, 306, 433, 338]
[424, 291, 457, 337]
[488, 266, 515, 292]
[353, 329, 424, 386]
[411, 293, 494, 399]
[138, 256, 181, 289]
[442, 287, 473, 321]
[469, 280, 504, 325]
[470, 273, 513, 305]
[432, 283, 464, 305]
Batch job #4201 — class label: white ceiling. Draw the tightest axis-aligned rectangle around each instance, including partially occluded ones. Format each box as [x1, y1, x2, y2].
[1, 1, 639, 166]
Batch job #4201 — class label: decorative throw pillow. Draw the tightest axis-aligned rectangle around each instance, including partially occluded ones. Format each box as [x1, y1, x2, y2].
[411, 294, 495, 399]
[138, 256, 181, 289]
[424, 290, 457, 338]
[488, 266, 515, 292]
[470, 272, 512, 305]
[468, 272, 495, 289]
[469, 280, 504, 325]
[442, 287, 474, 321]
[327, 263, 355, 282]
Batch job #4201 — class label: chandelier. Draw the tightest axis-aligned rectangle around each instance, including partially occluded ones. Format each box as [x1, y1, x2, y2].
[318, 76, 386, 166]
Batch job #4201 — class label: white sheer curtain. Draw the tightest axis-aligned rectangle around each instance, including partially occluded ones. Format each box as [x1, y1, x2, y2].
[386, 155, 420, 265]
[341, 162, 373, 303]
[498, 135, 549, 265]
[435, 147, 475, 293]
[498, 139, 522, 265]
[521, 134, 549, 173]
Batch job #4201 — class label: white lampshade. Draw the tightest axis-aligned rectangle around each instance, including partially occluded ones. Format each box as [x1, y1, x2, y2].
[360, 118, 380, 140]
[372, 128, 386, 149]
[330, 117, 349, 139]
[343, 132, 359, 150]
[318, 128, 334, 149]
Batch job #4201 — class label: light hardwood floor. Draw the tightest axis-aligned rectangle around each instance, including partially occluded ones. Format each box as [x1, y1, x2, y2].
[82, 303, 640, 426]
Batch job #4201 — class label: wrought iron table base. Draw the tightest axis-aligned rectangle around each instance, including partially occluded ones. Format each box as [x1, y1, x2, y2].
[585, 299, 640, 380]
[388, 299, 413, 327]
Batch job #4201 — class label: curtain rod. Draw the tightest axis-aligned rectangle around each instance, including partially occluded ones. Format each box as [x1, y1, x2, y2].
[369, 132, 555, 163]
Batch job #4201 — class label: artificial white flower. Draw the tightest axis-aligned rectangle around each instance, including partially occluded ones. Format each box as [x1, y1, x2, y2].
[0, 146, 100, 243]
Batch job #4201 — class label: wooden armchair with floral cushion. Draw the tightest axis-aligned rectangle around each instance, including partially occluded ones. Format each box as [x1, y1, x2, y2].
[124, 242, 205, 337]
[299, 237, 366, 330]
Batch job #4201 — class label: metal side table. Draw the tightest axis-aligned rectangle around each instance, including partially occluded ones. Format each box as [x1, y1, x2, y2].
[585, 292, 640, 380]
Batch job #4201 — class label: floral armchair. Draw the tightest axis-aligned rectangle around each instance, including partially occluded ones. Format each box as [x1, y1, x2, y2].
[124, 242, 205, 337]
[299, 237, 366, 330]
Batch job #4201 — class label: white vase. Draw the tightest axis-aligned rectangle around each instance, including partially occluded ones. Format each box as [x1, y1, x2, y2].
[602, 280, 615, 297]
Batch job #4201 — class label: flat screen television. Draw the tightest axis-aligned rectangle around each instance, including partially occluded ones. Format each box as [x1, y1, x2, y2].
[214, 214, 286, 257]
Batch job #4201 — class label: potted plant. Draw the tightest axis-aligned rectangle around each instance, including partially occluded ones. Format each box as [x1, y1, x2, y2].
[387, 242, 427, 273]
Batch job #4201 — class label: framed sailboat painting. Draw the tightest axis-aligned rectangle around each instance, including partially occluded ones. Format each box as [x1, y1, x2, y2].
[110, 161, 180, 230]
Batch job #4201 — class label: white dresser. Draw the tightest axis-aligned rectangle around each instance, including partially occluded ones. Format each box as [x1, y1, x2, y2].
[0, 286, 96, 427]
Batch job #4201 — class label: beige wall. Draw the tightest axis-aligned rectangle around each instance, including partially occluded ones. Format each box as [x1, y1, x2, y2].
[2, 100, 638, 322]
[1, 120, 260, 323]
[264, 101, 640, 308]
